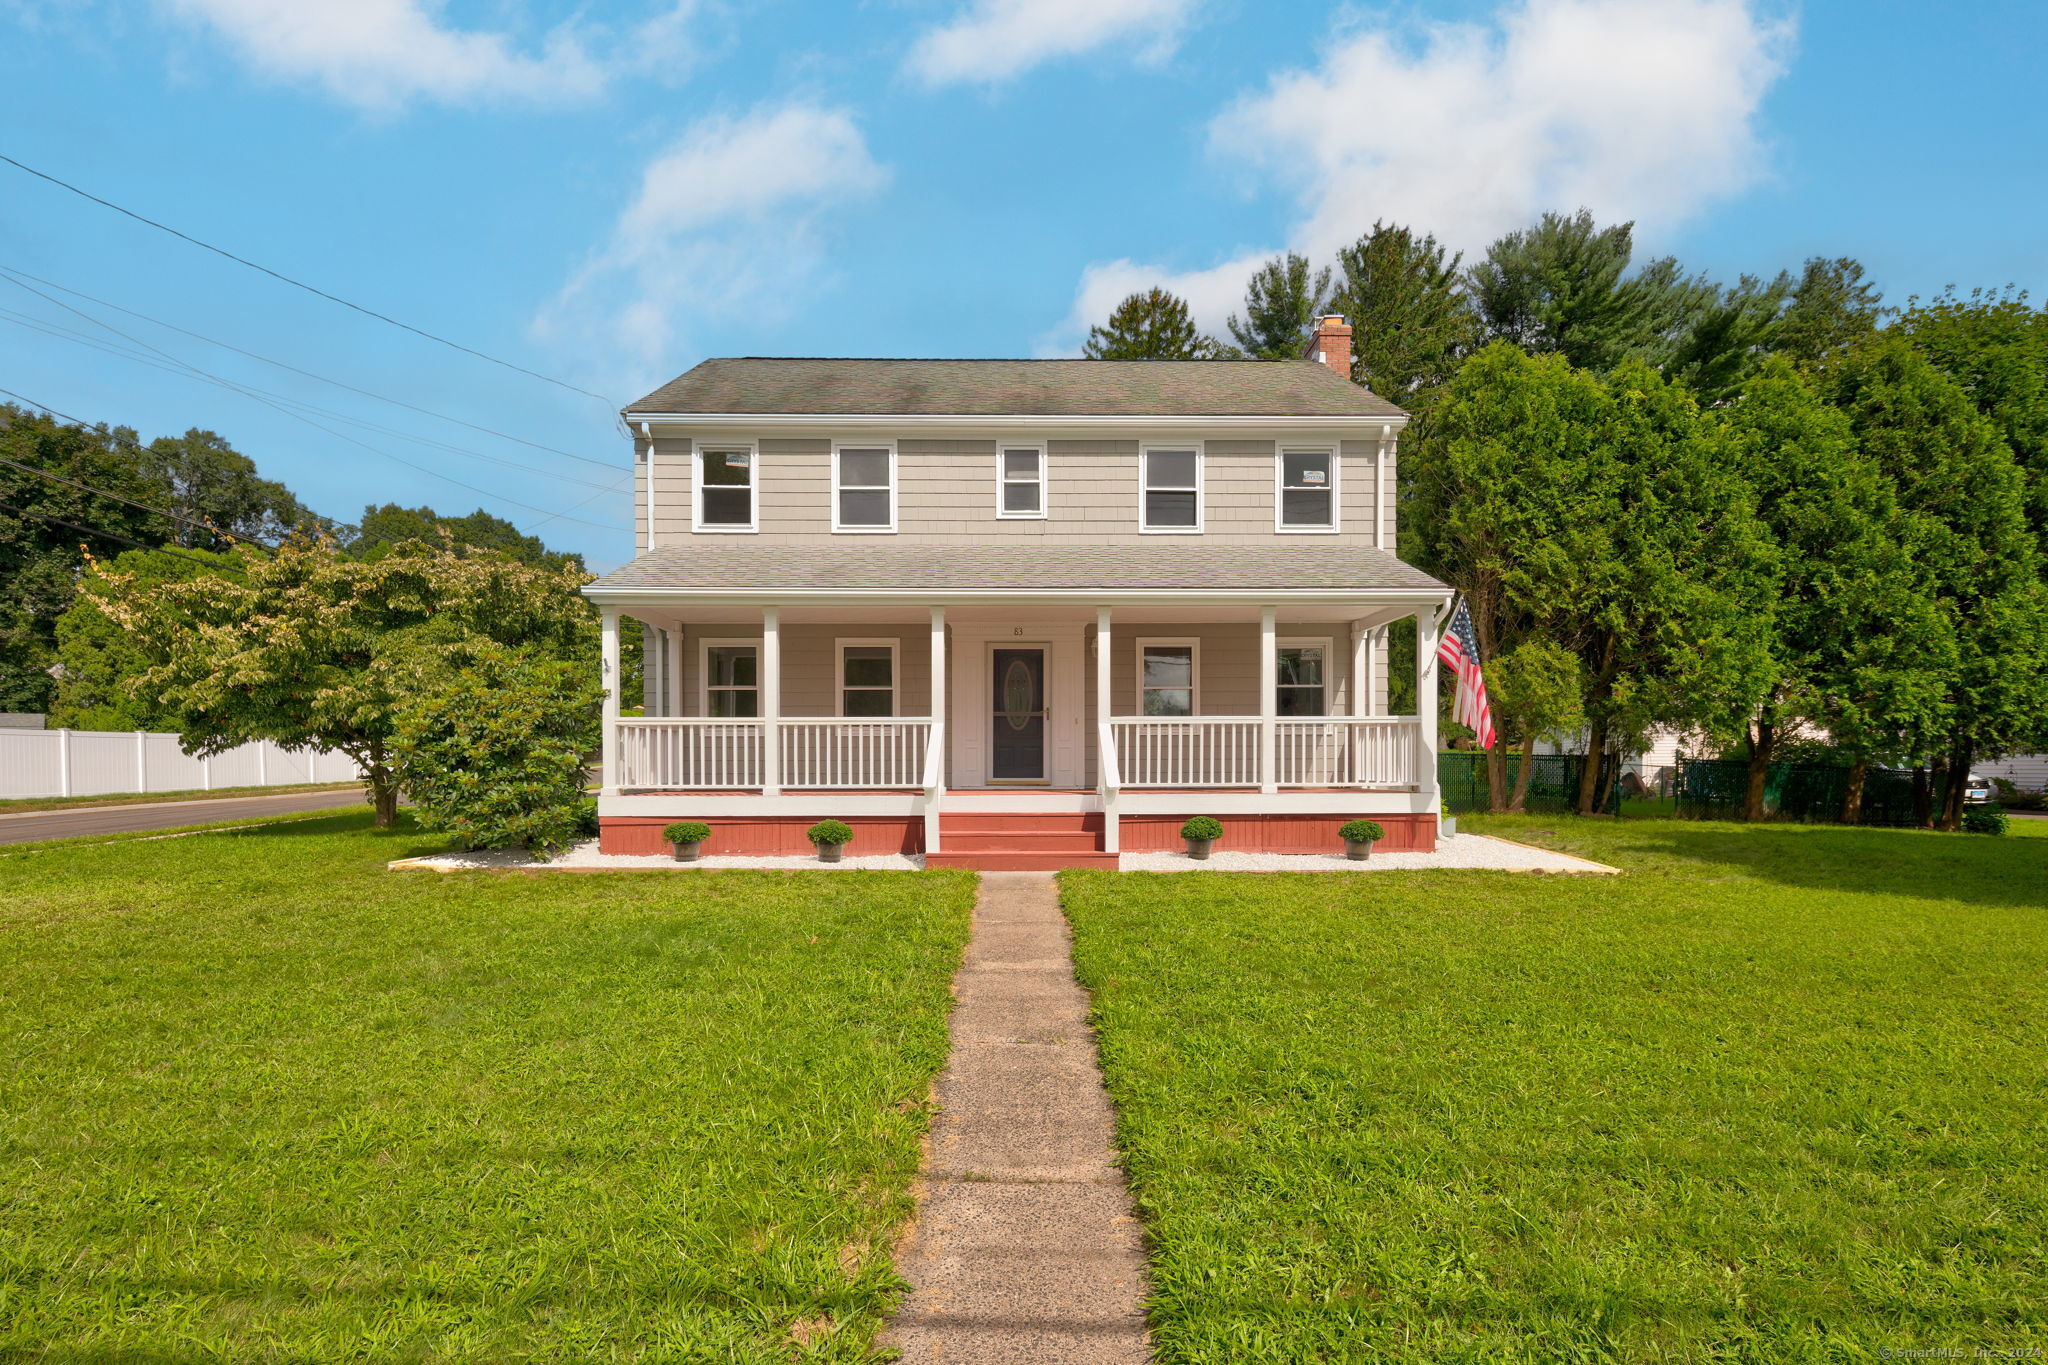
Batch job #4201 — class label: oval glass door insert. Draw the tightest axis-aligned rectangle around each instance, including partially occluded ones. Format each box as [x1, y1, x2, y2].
[1003, 658, 1034, 731]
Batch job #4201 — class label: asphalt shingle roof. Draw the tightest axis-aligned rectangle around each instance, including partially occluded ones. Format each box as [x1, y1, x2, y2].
[625, 357, 1406, 420]
[588, 543, 1446, 594]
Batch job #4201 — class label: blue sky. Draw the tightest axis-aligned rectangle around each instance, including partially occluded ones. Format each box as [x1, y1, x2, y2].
[3, 0, 2043, 572]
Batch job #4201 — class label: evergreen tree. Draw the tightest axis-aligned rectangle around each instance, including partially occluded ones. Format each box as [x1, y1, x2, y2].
[1821, 335, 2048, 827]
[1083, 288, 1221, 360]
[1465, 210, 1714, 373]
[1664, 273, 1792, 404]
[1225, 253, 1332, 360]
[1330, 222, 1473, 407]
[1776, 257, 1886, 367]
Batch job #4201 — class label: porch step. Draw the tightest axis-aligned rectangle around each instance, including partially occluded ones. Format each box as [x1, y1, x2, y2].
[940, 830, 1106, 853]
[926, 851, 1122, 871]
[939, 811, 1102, 833]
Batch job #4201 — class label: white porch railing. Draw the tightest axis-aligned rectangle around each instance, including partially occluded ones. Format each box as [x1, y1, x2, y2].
[1109, 715, 1422, 789]
[1110, 718, 1262, 787]
[613, 718, 932, 790]
[781, 719, 932, 789]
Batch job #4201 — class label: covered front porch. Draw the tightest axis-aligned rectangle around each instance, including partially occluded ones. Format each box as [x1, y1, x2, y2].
[591, 591, 1454, 867]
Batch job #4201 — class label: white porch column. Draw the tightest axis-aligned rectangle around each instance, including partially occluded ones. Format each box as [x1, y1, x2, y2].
[1349, 623, 1371, 719]
[926, 607, 946, 855]
[600, 607, 621, 795]
[1416, 605, 1444, 799]
[1098, 606, 1118, 852]
[1259, 605, 1278, 794]
[668, 628, 684, 716]
[761, 606, 782, 796]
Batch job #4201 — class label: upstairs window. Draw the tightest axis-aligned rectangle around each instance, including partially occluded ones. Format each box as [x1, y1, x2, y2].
[998, 445, 1046, 518]
[1278, 449, 1336, 531]
[1141, 446, 1202, 532]
[1137, 639, 1199, 716]
[703, 642, 760, 717]
[834, 444, 896, 532]
[838, 640, 898, 717]
[1275, 641, 1328, 716]
[696, 447, 755, 531]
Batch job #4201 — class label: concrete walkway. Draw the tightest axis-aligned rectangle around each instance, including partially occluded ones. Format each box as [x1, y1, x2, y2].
[885, 871, 1151, 1363]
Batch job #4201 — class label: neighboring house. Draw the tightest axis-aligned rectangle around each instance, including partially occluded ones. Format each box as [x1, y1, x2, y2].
[582, 317, 1455, 868]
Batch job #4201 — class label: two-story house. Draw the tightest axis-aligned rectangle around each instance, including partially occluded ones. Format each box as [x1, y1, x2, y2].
[584, 316, 1454, 868]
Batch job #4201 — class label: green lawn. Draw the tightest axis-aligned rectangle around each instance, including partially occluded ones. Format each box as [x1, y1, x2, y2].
[1061, 817, 2048, 1362]
[0, 813, 973, 1362]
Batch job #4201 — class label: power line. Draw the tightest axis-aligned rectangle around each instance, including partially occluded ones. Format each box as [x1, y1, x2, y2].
[0, 301, 624, 494]
[0, 499, 248, 572]
[0, 150, 616, 405]
[0, 264, 627, 472]
[0, 281, 627, 533]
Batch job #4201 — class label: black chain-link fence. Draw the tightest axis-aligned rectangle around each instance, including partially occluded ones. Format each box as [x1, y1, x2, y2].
[1438, 751, 1619, 814]
[1674, 758, 1950, 826]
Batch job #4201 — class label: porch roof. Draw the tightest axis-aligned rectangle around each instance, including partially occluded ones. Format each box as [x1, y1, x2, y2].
[585, 542, 1448, 597]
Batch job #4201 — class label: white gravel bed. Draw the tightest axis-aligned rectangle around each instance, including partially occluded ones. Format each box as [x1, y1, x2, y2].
[392, 839, 923, 872]
[1118, 832, 1616, 874]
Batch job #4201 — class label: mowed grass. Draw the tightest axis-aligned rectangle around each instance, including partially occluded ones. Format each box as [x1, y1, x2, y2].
[1061, 818, 2048, 1362]
[0, 814, 973, 1362]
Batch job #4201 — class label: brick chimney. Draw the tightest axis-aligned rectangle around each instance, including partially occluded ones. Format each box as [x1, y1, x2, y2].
[1304, 314, 1353, 379]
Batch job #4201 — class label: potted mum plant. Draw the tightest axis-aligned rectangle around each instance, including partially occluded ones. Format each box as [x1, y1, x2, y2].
[1180, 815, 1223, 860]
[662, 821, 710, 862]
[1338, 818, 1385, 860]
[807, 819, 855, 863]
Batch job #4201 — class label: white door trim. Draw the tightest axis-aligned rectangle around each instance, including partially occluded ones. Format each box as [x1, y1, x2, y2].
[949, 622, 1087, 788]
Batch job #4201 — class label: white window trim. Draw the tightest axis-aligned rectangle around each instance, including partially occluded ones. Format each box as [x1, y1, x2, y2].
[832, 440, 898, 534]
[1275, 446, 1341, 534]
[835, 637, 901, 717]
[693, 443, 758, 534]
[698, 636, 763, 717]
[1138, 442, 1204, 534]
[995, 441, 1048, 520]
[1134, 637, 1202, 716]
[1276, 635, 1336, 716]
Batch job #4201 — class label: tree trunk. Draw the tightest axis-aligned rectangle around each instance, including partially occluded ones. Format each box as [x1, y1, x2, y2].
[1841, 756, 1868, 825]
[367, 739, 398, 829]
[1936, 739, 1973, 832]
[1575, 716, 1609, 815]
[1742, 717, 1776, 822]
[1485, 739, 1508, 814]
[1911, 763, 1932, 829]
[1508, 734, 1537, 812]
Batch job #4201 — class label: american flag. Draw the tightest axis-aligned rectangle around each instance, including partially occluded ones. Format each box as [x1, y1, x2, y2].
[1435, 599, 1497, 750]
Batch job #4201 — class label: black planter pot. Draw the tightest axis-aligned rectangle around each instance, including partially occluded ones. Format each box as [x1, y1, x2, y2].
[816, 842, 845, 863]
[671, 841, 703, 862]
[1185, 838, 1214, 860]
[1344, 839, 1375, 861]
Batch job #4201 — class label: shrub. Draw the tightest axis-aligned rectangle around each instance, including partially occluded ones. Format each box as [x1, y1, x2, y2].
[1339, 819, 1386, 844]
[1962, 806, 2010, 836]
[807, 819, 855, 847]
[663, 821, 711, 846]
[1992, 778, 2048, 811]
[393, 644, 601, 857]
[1180, 816, 1224, 842]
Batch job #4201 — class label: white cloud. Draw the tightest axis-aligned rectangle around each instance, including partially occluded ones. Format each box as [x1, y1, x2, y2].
[156, 0, 698, 110]
[907, 0, 1198, 87]
[1045, 0, 1792, 350]
[536, 103, 890, 381]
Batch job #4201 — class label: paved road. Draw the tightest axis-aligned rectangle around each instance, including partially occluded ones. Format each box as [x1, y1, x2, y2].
[0, 788, 368, 845]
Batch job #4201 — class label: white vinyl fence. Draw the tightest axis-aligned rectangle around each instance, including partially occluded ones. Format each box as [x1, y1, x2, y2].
[0, 729, 362, 801]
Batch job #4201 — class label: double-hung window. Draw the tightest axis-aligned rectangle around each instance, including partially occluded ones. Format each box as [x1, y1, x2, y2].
[696, 447, 756, 531]
[1141, 446, 1202, 532]
[1137, 639, 1199, 716]
[998, 445, 1046, 518]
[1278, 449, 1337, 531]
[1275, 640, 1329, 716]
[834, 444, 896, 532]
[702, 642, 760, 717]
[837, 640, 898, 717]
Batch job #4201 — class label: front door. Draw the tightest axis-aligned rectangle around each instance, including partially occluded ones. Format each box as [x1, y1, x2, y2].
[989, 646, 1048, 782]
